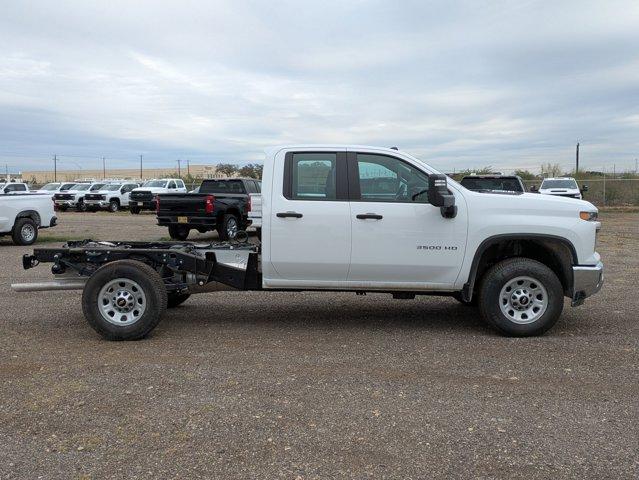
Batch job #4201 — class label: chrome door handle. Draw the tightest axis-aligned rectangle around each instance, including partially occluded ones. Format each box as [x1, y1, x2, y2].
[276, 212, 303, 218]
[356, 213, 383, 220]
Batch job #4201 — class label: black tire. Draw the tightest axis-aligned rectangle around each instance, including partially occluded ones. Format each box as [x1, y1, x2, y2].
[217, 214, 239, 241]
[12, 218, 38, 245]
[76, 199, 87, 212]
[130, 206, 140, 214]
[452, 291, 477, 307]
[108, 199, 119, 212]
[167, 293, 191, 308]
[81, 260, 168, 340]
[478, 258, 564, 337]
[168, 224, 190, 241]
[255, 227, 262, 240]
[58, 205, 68, 212]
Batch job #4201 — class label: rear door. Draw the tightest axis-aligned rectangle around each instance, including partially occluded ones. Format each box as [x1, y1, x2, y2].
[267, 149, 351, 285]
[347, 151, 466, 288]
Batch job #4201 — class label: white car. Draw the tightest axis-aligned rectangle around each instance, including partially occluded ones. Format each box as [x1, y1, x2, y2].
[129, 179, 187, 214]
[0, 182, 30, 194]
[16, 145, 604, 340]
[53, 182, 109, 212]
[31, 182, 78, 196]
[84, 182, 141, 212]
[537, 177, 586, 199]
[0, 193, 57, 245]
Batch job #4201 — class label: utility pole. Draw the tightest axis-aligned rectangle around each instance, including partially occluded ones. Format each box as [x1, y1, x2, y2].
[575, 142, 579, 174]
[102, 156, 106, 180]
[139, 154, 143, 180]
[54, 154, 57, 182]
[187, 159, 190, 177]
[177, 159, 182, 177]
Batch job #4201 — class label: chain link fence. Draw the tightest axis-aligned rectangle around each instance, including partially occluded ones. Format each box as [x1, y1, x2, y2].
[522, 179, 639, 206]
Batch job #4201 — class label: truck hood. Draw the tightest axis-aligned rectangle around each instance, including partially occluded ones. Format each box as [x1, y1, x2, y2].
[538, 188, 581, 194]
[132, 187, 167, 194]
[466, 190, 595, 211]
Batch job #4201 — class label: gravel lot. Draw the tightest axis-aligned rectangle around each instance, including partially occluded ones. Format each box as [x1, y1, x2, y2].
[1, 211, 637, 479]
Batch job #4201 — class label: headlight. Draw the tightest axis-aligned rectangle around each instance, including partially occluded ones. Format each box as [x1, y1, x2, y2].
[579, 211, 598, 221]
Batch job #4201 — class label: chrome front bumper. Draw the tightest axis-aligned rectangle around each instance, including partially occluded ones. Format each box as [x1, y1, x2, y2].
[571, 261, 604, 306]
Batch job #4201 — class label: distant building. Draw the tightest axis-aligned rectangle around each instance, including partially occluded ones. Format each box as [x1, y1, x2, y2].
[21, 165, 224, 184]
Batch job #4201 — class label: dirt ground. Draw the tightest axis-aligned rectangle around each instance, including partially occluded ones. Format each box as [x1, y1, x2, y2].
[0, 211, 637, 479]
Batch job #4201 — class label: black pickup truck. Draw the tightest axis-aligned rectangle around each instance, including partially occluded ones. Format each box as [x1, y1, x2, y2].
[156, 178, 260, 241]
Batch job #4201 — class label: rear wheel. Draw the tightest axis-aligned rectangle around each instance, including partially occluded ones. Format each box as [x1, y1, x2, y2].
[478, 258, 564, 337]
[58, 205, 68, 212]
[168, 224, 190, 241]
[167, 293, 191, 308]
[218, 214, 239, 241]
[76, 200, 87, 212]
[12, 218, 38, 245]
[130, 206, 140, 214]
[81, 260, 168, 340]
[108, 199, 119, 212]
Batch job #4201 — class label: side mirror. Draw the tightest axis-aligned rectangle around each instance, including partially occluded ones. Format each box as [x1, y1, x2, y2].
[427, 174, 457, 218]
[530, 185, 538, 192]
[581, 184, 589, 192]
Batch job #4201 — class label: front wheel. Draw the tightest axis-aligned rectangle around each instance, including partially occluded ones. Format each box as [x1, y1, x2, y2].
[130, 206, 140, 214]
[478, 258, 564, 337]
[76, 200, 87, 212]
[168, 225, 190, 241]
[108, 200, 119, 212]
[81, 260, 168, 340]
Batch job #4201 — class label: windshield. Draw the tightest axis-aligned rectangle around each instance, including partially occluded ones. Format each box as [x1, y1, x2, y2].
[60, 183, 76, 191]
[142, 180, 168, 188]
[103, 184, 122, 191]
[200, 180, 246, 194]
[541, 179, 578, 189]
[40, 183, 60, 191]
[461, 177, 523, 193]
[90, 183, 106, 191]
[73, 184, 91, 191]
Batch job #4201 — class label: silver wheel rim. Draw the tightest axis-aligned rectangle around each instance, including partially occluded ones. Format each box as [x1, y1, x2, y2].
[499, 276, 548, 324]
[98, 278, 147, 326]
[227, 218, 238, 238]
[21, 224, 36, 242]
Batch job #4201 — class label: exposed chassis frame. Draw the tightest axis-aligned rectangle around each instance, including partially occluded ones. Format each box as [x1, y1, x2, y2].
[22, 240, 262, 293]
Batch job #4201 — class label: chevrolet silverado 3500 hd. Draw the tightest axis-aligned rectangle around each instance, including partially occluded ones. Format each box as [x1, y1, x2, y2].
[13, 145, 603, 340]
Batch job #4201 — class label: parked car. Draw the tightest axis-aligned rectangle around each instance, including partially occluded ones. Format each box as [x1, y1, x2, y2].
[0, 193, 57, 245]
[53, 182, 107, 212]
[84, 182, 140, 212]
[0, 182, 30, 194]
[460, 175, 525, 194]
[535, 177, 587, 199]
[31, 182, 77, 196]
[15, 145, 603, 340]
[129, 179, 187, 214]
[156, 178, 259, 240]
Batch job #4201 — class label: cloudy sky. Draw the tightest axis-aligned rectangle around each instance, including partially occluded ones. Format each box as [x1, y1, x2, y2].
[1, 0, 638, 174]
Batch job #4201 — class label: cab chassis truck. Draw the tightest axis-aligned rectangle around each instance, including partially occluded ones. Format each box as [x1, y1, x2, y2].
[12, 145, 604, 340]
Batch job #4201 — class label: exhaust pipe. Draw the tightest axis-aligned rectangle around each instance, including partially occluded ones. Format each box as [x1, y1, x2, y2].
[11, 278, 87, 292]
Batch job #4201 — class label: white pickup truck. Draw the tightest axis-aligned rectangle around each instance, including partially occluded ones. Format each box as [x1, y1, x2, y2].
[129, 179, 187, 214]
[14, 145, 603, 340]
[1, 193, 57, 245]
[84, 182, 141, 212]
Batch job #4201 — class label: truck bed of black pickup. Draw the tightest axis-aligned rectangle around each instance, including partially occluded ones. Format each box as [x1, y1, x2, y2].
[156, 178, 258, 241]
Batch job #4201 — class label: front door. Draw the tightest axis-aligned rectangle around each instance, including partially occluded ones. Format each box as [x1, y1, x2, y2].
[268, 150, 351, 285]
[347, 152, 467, 288]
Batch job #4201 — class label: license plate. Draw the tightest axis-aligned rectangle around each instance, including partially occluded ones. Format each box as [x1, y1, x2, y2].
[137, 202, 143, 206]
[177, 216, 188, 224]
